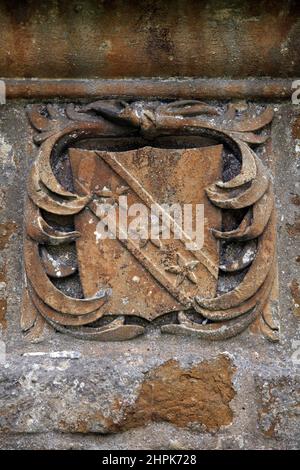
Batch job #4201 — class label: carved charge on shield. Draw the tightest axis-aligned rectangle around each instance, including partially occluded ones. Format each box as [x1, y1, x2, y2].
[22, 100, 278, 342]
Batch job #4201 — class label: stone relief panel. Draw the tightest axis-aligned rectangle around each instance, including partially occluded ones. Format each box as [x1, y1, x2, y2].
[22, 100, 278, 342]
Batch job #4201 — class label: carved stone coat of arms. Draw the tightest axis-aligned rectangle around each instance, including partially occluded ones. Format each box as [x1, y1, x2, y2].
[22, 100, 278, 342]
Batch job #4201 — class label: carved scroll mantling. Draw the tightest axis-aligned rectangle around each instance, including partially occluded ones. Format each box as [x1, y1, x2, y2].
[23, 100, 278, 342]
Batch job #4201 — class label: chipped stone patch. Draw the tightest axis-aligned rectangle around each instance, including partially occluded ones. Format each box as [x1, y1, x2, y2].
[119, 356, 236, 432]
[0, 355, 235, 434]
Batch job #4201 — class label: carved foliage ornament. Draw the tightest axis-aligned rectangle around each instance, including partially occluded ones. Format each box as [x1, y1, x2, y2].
[22, 99, 278, 342]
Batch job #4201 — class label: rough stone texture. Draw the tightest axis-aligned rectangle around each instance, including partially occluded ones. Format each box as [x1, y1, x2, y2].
[0, 100, 299, 449]
[120, 357, 235, 432]
[0, 0, 299, 452]
[0, 0, 300, 79]
[0, 94, 299, 449]
[256, 373, 300, 441]
[0, 355, 235, 435]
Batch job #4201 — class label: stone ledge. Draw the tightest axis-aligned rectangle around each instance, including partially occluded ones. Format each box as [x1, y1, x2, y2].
[0, 355, 235, 435]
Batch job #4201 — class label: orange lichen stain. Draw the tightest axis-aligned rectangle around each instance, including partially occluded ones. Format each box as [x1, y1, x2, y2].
[120, 356, 236, 431]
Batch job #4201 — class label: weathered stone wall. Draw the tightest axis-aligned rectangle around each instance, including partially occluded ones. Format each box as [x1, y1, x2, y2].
[0, 0, 299, 451]
[0, 0, 299, 79]
[0, 100, 299, 449]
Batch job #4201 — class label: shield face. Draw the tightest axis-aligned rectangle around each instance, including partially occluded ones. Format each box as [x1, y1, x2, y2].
[69, 145, 222, 321]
